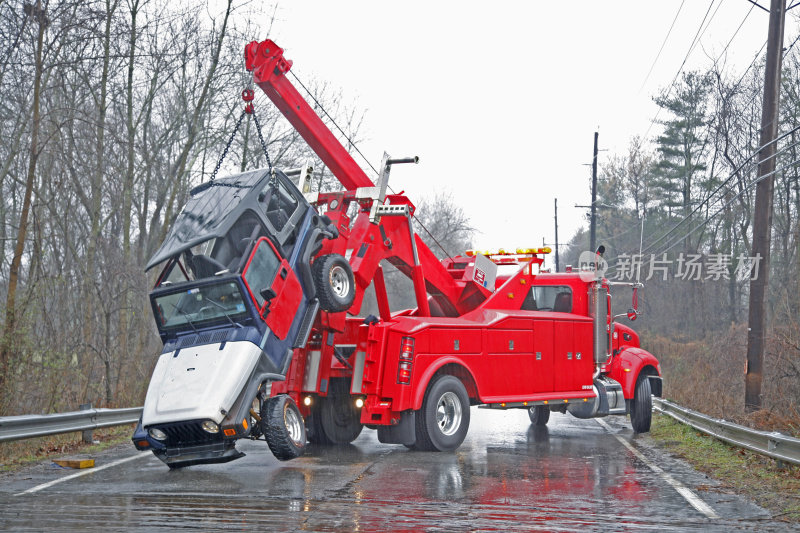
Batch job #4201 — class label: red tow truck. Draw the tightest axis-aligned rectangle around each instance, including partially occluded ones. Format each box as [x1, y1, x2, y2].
[133, 39, 662, 467]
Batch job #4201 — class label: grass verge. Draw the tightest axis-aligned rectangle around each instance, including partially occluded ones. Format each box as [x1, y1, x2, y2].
[0, 424, 136, 473]
[650, 413, 800, 522]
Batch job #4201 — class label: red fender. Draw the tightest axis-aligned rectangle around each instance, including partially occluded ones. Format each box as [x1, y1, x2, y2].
[411, 355, 479, 411]
[608, 347, 661, 399]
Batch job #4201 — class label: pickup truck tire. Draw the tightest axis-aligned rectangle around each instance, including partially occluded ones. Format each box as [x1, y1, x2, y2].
[528, 405, 550, 426]
[630, 375, 652, 433]
[263, 394, 307, 461]
[415, 375, 470, 452]
[313, 254, 355, 312]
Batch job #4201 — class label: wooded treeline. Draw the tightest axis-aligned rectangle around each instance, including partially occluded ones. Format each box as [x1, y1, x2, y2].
[3, 0, 798, 428]
[562, 41, 800, 423]
[0, 0, 373, 415]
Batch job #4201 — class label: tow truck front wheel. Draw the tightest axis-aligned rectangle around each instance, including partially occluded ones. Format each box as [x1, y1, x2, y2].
[630, 375, 653, 433]
[263, 395, 307, 461]
[415, 375, 470, 452]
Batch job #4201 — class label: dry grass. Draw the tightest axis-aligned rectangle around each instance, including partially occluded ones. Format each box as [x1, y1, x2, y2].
[644, 323, 800, 437]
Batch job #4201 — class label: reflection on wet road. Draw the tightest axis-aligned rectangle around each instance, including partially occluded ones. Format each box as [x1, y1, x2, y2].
[1, 409, 777, 531]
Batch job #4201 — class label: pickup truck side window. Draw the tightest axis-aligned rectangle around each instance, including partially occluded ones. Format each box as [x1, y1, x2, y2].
[261, 178, 299, 232]
[521, 285, 572, 313]
[243, 239, 282, 308]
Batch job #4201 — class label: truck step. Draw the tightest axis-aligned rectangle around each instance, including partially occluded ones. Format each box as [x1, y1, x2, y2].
[293, 300, 319, 348]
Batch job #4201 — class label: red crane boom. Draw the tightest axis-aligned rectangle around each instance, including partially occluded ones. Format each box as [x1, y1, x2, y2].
[245, 39, 374, 191]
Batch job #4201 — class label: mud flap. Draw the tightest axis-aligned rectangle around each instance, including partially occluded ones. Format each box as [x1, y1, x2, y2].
[377, 411, 416, 445]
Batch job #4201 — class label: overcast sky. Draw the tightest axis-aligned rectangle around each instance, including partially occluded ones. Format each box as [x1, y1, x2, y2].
[257, 1, 798, 265]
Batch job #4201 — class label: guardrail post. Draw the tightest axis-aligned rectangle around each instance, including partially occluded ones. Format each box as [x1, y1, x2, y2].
[79, 403, 93, 443]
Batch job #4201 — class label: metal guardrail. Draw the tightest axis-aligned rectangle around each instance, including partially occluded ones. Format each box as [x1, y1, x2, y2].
[0, 407, 142, 443]
[654, 397, 800, 466]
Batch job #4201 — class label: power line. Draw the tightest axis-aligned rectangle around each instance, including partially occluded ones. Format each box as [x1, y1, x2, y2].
[639, 0, 687, 93]
[627, 9, 793, 261]
[288, 69, 457, 260]
[288, 69, 381, 178]
[603, 126, 800, 273]
[652, 154, 800, 258]
[744, 0, 770, 13]
[604, 130, 800, 273]
[715, 2, 757, 65]
[639, 125, 800, 256]
[643, 0, 721, 140]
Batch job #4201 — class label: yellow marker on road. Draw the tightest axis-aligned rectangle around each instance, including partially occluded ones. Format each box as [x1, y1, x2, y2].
[53, 458, 95, 469]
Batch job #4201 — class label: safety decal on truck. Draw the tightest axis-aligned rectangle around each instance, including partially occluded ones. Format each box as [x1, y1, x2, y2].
[475, 268, 486, 286]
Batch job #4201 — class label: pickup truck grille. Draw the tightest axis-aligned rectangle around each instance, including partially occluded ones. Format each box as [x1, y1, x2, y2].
[156, 420, 224, 446]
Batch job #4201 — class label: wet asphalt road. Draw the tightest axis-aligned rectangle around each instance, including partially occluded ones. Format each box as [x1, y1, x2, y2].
[0, 409, 787, 532]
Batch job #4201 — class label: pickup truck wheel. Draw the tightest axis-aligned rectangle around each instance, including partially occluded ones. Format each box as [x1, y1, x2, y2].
[415, 375, 470, 452]
[630, 375, 653, 433]
[313, 254, 355, 312]
[262, 395, 307, 461]
[528, 405, 550, 426]
[320, 379, 363, 444]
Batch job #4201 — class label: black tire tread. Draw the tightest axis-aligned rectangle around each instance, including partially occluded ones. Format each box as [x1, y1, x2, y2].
[306, 405, 334, 445]
[528, 405, 550, 426]
[414, 375, 470, 452]
[312, 254, 355, 313]
[320, 378, 363, 444]
[263, 395, 306, 461]
[630, 375, 652, 433]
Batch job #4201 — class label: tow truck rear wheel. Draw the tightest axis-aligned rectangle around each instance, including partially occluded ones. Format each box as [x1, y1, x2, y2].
[630, 375, 653, 433]
[307, 379, 363, 444]
[306, 405, 333, 445]
[528, 405, 550, 426]
[320, 378, 363, 444]
[262, 394, 307, 461]
[313, 254, 355, 312]
[415, 375, 470, 452]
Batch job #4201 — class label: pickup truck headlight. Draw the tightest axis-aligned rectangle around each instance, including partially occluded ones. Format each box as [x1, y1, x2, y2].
[148, 427, 167, 441]
[201, 420, 220, 434]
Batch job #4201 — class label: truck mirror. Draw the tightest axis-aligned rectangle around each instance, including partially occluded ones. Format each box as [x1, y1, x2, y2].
[627, 308, 637, 321]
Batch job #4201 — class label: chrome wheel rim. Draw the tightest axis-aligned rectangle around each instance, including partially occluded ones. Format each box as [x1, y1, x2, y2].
[329, 265, 350, 298]
[285, 405, 304, 445]
[436, 392, 462, 436]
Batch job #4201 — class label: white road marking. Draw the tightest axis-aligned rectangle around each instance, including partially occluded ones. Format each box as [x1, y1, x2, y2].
[14, 453, 149, 496]
[595, 418, 720, 520]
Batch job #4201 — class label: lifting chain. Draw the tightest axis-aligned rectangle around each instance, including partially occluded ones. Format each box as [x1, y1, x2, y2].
[208, 87, 274, 182]
[209, 110, 247, 182]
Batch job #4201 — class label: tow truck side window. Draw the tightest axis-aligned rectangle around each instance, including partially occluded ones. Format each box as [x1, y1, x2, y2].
[521, 285, 573, 313]
[243, 238, 282, 308]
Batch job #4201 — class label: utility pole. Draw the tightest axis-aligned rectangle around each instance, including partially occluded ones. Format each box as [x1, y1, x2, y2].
[745, 0, 786, 412]
[554, 198, 560, 272]
[590, 131, 599, 253]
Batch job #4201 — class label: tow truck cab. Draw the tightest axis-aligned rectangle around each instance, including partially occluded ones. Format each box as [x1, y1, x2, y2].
[132, 168, 340, 467]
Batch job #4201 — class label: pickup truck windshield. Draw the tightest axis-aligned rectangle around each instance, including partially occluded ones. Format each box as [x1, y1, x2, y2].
[153, 280, 248, 330]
